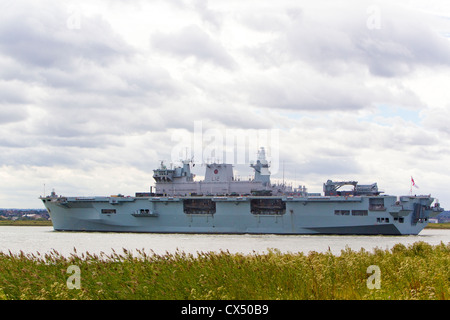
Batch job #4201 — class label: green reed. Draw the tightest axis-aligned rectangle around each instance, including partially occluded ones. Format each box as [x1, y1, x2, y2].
[0, 241, 448, 300]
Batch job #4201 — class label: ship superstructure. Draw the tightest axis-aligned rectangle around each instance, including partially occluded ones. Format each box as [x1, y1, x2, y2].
[41, 147, 444, 235]
[152, 147, 290, 196]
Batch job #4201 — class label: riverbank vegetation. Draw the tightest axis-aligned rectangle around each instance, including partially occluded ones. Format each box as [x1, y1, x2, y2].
[0, 219, 52, 226]
[425, 223, 450, 229]
[0, 241, 448, 300]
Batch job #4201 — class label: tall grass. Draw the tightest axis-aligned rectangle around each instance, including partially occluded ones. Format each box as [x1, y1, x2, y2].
[0, 241, 448, 300]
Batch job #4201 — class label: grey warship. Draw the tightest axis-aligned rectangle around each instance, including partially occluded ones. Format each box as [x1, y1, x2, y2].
[41, 147, 443, 235]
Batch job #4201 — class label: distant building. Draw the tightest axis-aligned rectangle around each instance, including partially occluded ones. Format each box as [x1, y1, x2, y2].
[435, 211, 450, 223]
[0, 209, 50, 220]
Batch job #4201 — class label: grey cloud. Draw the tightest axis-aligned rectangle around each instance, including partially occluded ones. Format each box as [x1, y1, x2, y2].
[38, 60, 180, 98]
[282, 157, 362, 178]
[0, 1, 158, 102]
[150, 25, 237, 70]
[192, 0, 223, 29]
[237, 10, 290, 33]
[0, 105, 28, 125]
[247, 78, 367, 111]
[0, 2, 186, 151]
[421, 106, 450, 137]
[239, 2, 450, 78]
[0, 2, 133, 70]
[244, 68, 412, 112]
[0, 79, 30, 124]
[0, 145, 79, 167]
[234, 4, 442, 114]
[283, 4, 450, 77]
[0, 80, 31, 105]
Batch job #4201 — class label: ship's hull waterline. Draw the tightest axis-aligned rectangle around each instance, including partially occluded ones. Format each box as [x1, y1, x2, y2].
[41, 194, 440, 235]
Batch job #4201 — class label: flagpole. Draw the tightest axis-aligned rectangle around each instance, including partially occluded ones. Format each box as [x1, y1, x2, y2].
[410, 176, 419, 195]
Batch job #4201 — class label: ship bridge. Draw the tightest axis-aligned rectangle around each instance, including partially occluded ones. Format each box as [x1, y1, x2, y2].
[153, 160, 194, 183]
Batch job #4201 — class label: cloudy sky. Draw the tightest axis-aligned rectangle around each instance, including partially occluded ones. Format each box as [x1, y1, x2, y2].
[1, 0, 450, 208]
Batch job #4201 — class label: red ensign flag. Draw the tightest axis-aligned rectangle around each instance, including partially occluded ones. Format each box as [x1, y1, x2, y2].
[411, 176, 419, 188]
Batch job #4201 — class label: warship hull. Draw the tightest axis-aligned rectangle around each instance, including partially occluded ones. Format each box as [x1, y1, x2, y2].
[41, 194, 442, 235]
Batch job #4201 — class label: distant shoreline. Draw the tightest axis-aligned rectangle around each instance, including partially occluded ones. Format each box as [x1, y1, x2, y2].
[0, 220, 53, 226]
[424, 223, 450, 229]
[0, 219, 449, 229]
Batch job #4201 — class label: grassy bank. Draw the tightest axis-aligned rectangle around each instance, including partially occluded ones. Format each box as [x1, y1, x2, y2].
[0, 220, 52, 226]
[0, 241, 449, 300]
[425, 223, 450, 229]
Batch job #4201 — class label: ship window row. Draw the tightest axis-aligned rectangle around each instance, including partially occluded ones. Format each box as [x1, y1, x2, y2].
[377, 217, 390, 223]
[335, 210, 368, 216]
[183, 199, 216, 214]
[334, 210, 350, 215]
[250, 199, 286, 215]
[393, 217, 405, 223]
[101, 209, 116, 214]
[181, 199, 288, 215]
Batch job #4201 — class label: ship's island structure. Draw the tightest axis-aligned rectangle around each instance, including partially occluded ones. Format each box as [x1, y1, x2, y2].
[41, 148, 443, 235]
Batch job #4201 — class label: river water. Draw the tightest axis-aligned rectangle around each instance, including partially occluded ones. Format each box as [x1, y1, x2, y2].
[1, 226, 449, 257]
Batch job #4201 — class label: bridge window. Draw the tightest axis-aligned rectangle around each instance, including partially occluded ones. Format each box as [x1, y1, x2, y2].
[369, 198, 385, 211]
